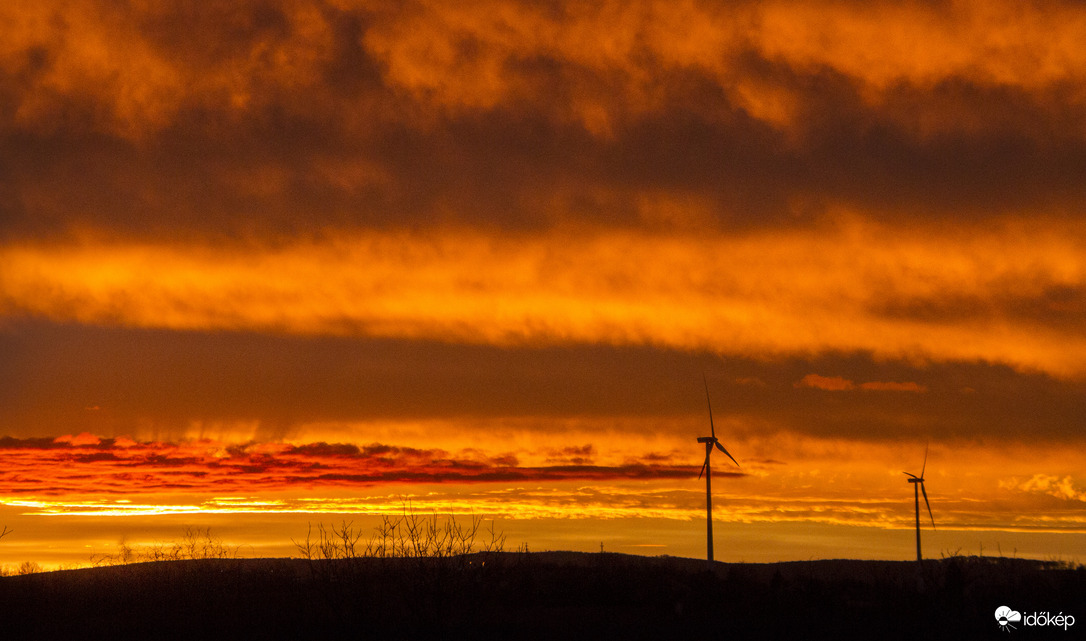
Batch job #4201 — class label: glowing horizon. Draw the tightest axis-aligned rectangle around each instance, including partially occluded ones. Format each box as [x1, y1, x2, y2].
[2, 429, 1085, 570]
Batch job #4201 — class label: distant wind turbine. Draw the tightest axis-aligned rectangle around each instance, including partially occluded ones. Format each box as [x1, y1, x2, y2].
[697, 375, 740, 563]
[904, 444, 935, 565]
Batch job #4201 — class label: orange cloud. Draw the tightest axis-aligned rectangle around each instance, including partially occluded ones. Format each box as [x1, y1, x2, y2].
[53, 432, 103, 446]
[796, 374, 855, 391]
[0, 1, 337, 139]
[3, 217, 1083, 377]
[4, 1, 1085, 257]
[797, 375, 928, 392]
[363, 0, 1086, 137]
[5, 1, 1085, 140]
[859, 381, 928, 393]
[1003, 474, 1086, 503]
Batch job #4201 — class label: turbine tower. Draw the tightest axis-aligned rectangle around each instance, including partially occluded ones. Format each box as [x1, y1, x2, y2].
[698, 375, 740, 562]
[904, 445, 935, 564]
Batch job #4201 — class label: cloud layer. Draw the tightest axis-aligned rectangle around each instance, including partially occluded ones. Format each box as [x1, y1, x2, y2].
[4, 1, 1084, 382]
[3, 0, 1086, 241]
[4, 218, 1085, 378]
[0, 434, 705, 496]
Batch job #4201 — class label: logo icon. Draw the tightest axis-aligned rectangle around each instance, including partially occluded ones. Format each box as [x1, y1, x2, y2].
[996, 606, 1022, 632]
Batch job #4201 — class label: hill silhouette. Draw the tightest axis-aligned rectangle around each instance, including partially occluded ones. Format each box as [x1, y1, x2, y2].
[1, 552, 1082, 640]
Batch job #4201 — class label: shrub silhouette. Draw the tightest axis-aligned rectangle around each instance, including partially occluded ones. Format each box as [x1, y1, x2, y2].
[91, 527, 238, 566]
[292, 505, 505, 561]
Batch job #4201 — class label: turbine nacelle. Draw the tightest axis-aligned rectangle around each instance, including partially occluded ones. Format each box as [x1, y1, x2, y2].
[699, 380, 742, 480]
[905, 445, 935, 532]
[697, 436, 739, 469]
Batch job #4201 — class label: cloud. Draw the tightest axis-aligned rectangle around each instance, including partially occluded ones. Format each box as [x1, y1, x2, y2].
[1004, 474, 1086, 503]
[0, 436, 711, 496]
[3, 217, 1085, 378]
[2, 0, 1086, 244]
[796, 374, 855, 391]
[858, 381, 928, 393]
[544, 445, 596, 465]
[54, 432, 102, 446]
[2, 321, 1084, 445]
[0, 436, 68, 450]
[796, 374, 928, 392]
[7, 1, 1086, 136]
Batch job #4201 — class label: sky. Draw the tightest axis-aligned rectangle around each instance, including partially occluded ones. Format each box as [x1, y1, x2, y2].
[1, 0, 1085, 569]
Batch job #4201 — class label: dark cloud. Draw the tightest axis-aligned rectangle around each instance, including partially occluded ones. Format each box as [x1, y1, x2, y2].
[2, 321, 1084, 443]
[872, 283, 1086, 334]
[2, 1, 1086, 243]
[0, 436, 67, 450]
[71, 452, 122, 463]
[545, 444, 596, 465]
[287, 442, 361, 457]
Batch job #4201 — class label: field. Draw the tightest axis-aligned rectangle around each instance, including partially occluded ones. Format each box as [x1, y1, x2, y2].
[1, 552, 1082, 640]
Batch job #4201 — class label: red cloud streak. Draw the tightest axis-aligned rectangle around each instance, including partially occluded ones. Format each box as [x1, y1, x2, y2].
[0, 436, 729, 496]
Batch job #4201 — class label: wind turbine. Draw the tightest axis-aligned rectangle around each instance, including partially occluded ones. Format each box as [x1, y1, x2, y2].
[904, 444, 935, 564]
[697, 375, 740, 562]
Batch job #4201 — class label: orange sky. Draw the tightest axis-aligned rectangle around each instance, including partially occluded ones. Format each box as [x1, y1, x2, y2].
[1, 0, 1085, 570]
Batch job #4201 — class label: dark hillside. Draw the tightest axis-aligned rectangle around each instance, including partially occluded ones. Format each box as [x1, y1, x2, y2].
[1, 553, 1081, 640]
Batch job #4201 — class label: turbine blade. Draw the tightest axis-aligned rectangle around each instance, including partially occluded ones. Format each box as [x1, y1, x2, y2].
[702, 373, 716, 440]
[697, 455, 709, 480]
[903, 472, 917, 479]
[921, 482, 934, 530]
[715, 441, 740, 468]
[921, 442, 929, 478]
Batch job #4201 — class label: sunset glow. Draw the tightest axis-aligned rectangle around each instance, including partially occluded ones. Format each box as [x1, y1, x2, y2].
[2, 0, 1085, 571]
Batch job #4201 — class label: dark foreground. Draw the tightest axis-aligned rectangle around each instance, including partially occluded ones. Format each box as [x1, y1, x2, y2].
[1, 553, 1082, 640]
